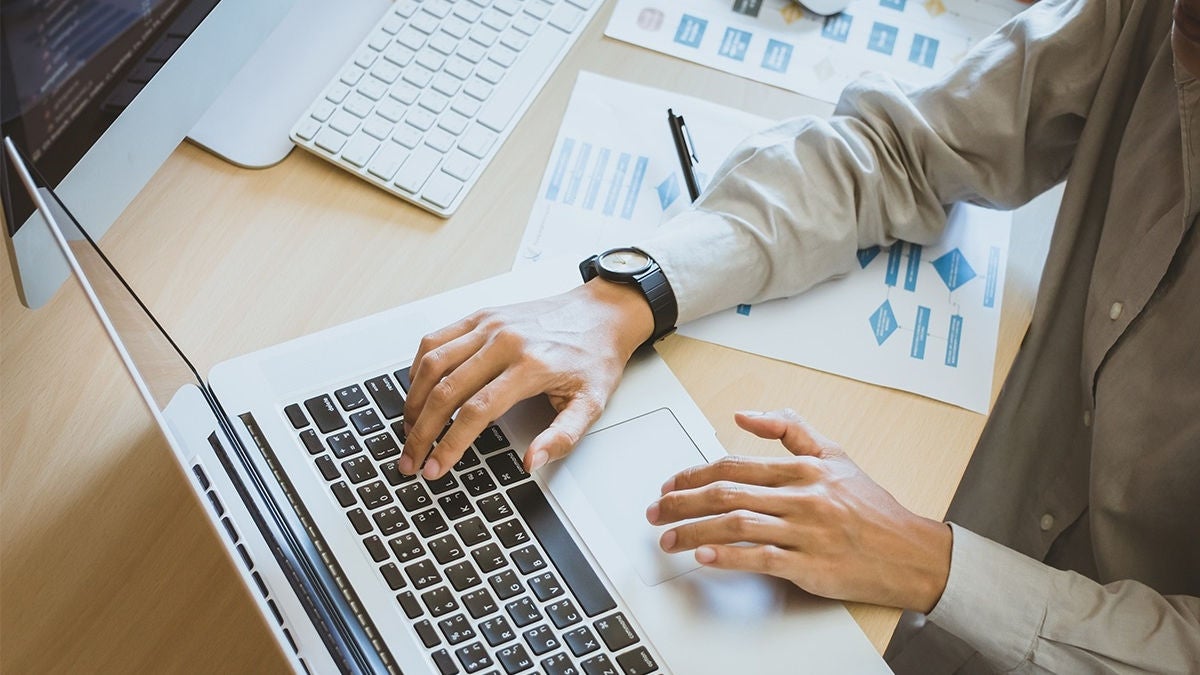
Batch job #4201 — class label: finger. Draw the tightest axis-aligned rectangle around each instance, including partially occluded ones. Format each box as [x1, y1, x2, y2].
[523, 394, 605, 471]
[693, 544, 798, 582]
[658, 511, 791, 552]
[422, 373, 530, 478]
[734, 408, 839, 458]
[648, 482, 785, 525]
[661, 454, 812, 495]
[404, 326, 489, 430]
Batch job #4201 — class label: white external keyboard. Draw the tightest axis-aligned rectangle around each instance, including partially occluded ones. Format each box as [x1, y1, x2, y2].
[290, 0, 602, 217]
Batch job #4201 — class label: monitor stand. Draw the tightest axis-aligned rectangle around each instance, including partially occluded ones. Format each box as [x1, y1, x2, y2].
[187, 0, 390, 169]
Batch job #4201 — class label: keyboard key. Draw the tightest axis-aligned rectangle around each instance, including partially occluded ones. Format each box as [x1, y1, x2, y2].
[580, 654, 616, 675]
[472, 542, 508, 573]
[340, 66, 365, 86]
[489, 569, 524, 600]
[501, 28, 530, 52]
[482, 9, 509, 32]
[364, 535, 389, 562]
[397, 26, 427, 50]
[329, 109, 361, 136]
[357, 480, 393, 510]
[342, 134, 378, 168]
[423, 172, 465, 208]
[325, 81, 351, 104]
[494, 0, 521, 16]
[365, 432, 401, 461]
[431, 649, 458, 675]
[450, 95, 480, 118]
[430, 533, 466, 564]
[511, 545, 546, 575]
[564, 625, 600, 657]
[498, 643, 534, 674]
[509, 482, 616, 616]
[406, 559, 443, 589]
[438, 613, 477, 645]
[356, 47, 380, 67]
[455, 517, 492, 547]
[463, 586, 499, 619]
[426, 128, 457, 153]
[363, 115, 393, 141]
[593, 612, 637, 652]
[398, 483, 433, 511]
[299, 429, 323, 455]
[505, 597, 541, 628]
[402, 63, 435, 88]
[439, 112, 471, 137]
[367, 30, 390, 51]
[344, 92, 375, 118]
[314, 127, 349, 154]
[389, 532, 425, 562]
[284, 403, 308, 429]
[384, 43, 416, 68]
[415, 619, 442, 647]
[445, 56, 474, 81]
[380, 562, 406, 590]
[304, 395, 346, 433]
[478, 26, 566, 132]
[439, 491, 476, 520]
[310, 99, 336, 122]
[478, 493, 513, 521]
[423, 585, 460, 617]
[414, 507, 450, 537]
[315, 455, 340, 481]
[494, 519, 530, 548]
[417, 49, 447, 73]
[546, 599, 582, 629]
[453, 448, 482, 471]
[368, 142, 409, 183]
[616, 646, 657, 675]
[522, 624, 559, 655]
[476, 60, 505, 85]
[342, 455, 378, 484]
[454, 641, 493, 673]
[381, 459, 413, 486]
[372, 506, 409, 536]
[335, 385, 369, 411]
[365, 374, 406, 419]
[398, 590, 424, 619]
[375, 98, 405, 123]
[512, 13, 540, 37]
[523, 0, 553, 20]
[458, 40, 487, 64]
[327, 431, 363, 458]
[359, 77, 388, 102]
[547, 4, 585, 33]
[392, 123, 423, 149]
[394, 145, 442, 193]
[528, 571, 563, 602]
[331, 480, 356, 508]
[541, 652, 576, 675]
[454, 3, 483, 22]
[410, 10, 439, 34]
[347, 508, 372, 535]
[481, 614, 517, 647]
[426, 471, 460, 495]
[475, 425, 511, 453]
[487, 450, 529, 486]
[463, 77, 493, 102]
[350, 408, 385, 435]
[488, 45, 519, 68]
[446, 559, 483, 591]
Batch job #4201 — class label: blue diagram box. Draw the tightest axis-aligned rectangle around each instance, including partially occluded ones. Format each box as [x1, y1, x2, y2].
[719, 27, 753, 61]
[761, 39, 793, 73]
[563, 142, 591, 205]
[736, 304, 752, 316]
[675, 14, 708, 48]
[984, 246, 1001, 307]
[884, 244, 904, 286]
[582, 148, 610, 211]
[904, 243, 922, 291]
[822, 13, 853, 42]
[909, 34, 939, 68]
[910, 306, 931, 359]
[945, 314, 963, 367]
[656, 173, 681, 210]
[604, 153, 631, 216]
[857, 246, 882, 268]
[732, 0, 763, 17]
[880, 0, 906, 10]
[868, 22, 899, 55]
[621, 156, 649, 220]
[545, 138, 575, 202]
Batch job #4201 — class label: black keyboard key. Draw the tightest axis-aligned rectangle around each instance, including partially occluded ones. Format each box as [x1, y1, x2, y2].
[365, 374, 406, 419]
[446, 560, 482, 592]
[406, 559, 443, 590]
[581, 654, 616, 675]
[397, 590, 423, 619]
[453, 448, 482, 471]
[541, 652, 577, 675]
[471, 542, 507, 573]
[351, 408, 385, 435]
[546, 599, 582, 629]
[522, 624, 560, 655]
[431, 648, 459, 675]
[439, 491, 476, 520]
[509, 482, 616, 617]
[380, 562, 406, 590]
[414, 508, 450, 537]
[390, 420, 408, 445]
[331, 480, 356, 508]
[299, 429, 323, 455]
[593, 613, 637, 652]
[284, 403, 309, 429]
[481, 614, 517, 647]
[616, 646, 656, 675]
[455, 517, 492, 547]
[342, 455, 378, 484]
[394, 367, 413, 392]
[430, 533, 466, 564]
[461, 468, 497, 497]
[372, 506, 408, 536]
[564, 625, 601, 657]
[415, 619, 442, 647]
[422, 585, 459, 617]
[315, 455, 339, 481]
[326, 431, 363, 459]
[347, 508, 372, 535]
[438, 613, 477, 645]
[364, 535, 388, 562]
[478, 494, 514, 522]
[335, 384, 370, 411]
[487, 450, 529, 486]
[389, 532, 424, 562]
[493, 519, 530, 548]
[454, 641, 492, 674]
[357, 481, 393, 510]
[462, 587, 498, 619]
[364, 432, 401, 462]
[475, 425, 510, 454]
[511, 545, 547, 575]
[488, 569, 524, 600]
[426, 471, 460, 495]
[380, 459, 412, 486]
[209, 492, 226, 517]
[528, 572, 564, 602]
[398, 483, 433, 511]
[505, 597, 541, 628]
[497, 643, 534, 674]
[304, 395, 346, 433]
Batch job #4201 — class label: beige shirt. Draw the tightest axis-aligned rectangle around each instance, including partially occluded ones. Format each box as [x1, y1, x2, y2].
[638, 0, 1199, 671]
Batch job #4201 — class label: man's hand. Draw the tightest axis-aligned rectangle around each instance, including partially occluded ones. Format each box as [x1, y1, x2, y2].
[398, 279, 654, 479]
[647, 409, 952, 613]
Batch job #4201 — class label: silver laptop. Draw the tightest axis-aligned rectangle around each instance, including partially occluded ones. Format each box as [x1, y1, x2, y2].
[5, 138, 886, 674]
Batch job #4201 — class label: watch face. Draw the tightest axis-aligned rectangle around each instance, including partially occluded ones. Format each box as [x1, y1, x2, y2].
[598, 248, 651, 276]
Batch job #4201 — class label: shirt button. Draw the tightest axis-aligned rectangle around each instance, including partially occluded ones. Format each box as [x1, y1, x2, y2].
[1040, 514, 1055, 531]
[1083, 410, 1092, 427]
[1108, 302, 1123, 320]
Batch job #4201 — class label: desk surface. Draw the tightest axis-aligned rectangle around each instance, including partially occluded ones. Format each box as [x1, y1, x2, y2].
[1, 3, 1054, 672]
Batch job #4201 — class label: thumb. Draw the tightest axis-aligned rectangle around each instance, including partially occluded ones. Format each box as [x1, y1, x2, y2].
[734, 408, 839, 458]
[524, 394, 604, 471]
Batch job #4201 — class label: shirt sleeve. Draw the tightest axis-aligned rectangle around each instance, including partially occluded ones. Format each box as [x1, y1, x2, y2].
[929, 524, 1200, 672]
[636, 0, 1117, 323]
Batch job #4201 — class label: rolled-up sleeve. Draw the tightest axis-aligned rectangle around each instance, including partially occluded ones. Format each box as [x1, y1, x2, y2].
[637, 0, 1117, 323]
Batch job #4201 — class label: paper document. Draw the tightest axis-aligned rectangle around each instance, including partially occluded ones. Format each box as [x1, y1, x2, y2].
[605, 0, 1027, 104]
[519, 72, 1011, 413]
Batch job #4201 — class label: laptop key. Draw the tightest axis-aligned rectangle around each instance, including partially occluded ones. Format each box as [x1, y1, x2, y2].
[454, 641, 493, 673]
[357, 480, 393, 510]
[446, 560, 482, 592]
[426, 471, 460, 495]
[331, 481, 356, 508]
[580, 654, 617, 675]
[430, 533, 466, 564]
[415, 619, 442, 647]
[439, 490, 476, 520]
[398, 483, 433, 511]
[351, 409, 385, 435]
[439, 613, 477, 645]
[343, 455, 378, 484]
[478, 494, 513, 522]
[315, 455, 340, 481]
[348, 508, 372, 535]
[423, 585, 460, 617]
[372, 506, 409, 536]
[487, 450, 529, 486]
[406, 559, 443, 589]
[522, 624, 559, 655]
[284, 403, 309, 429]
[493, 519, 530, 548]
[398, 590, 424, 619]
[462, 587, 498, 619]
[461, 468, 495, 497]
[528, 571, 563, 602]
[497, 643, 534, 674]
[505, 597, 541, 627]
[390, 420, 409, 446]
[364, 535, 389, 562]
[481, 614, 517, 647]
[380, 459, 413, 486]
[327, 431, 363, 459]
[431, 648, 458, 675]
[488, 569, 524, 600]
[394, 367, 413, 391]
[541, 652, 577, 675]
[546, 599, 581, 629]
[335, 385, 370, 411]
[414, 508, 450, 537]
[509, 482, 616, 616]
[474, 425, 510, 453]
[364, 374, 406, 418]
[299, 429, 323, 455]
[593, 613, 637, 652]
[304, 395, 346, 433]
[380, 562, 406, 590]
[510, 545, 546, 575]
[453, 448, 482, 471]
[389, 532, 425, 562]
[615, 646, 657, 675]
[471, 542, 507, 573]
[563, 625, 600, 657]
[365, 432, 402, 461]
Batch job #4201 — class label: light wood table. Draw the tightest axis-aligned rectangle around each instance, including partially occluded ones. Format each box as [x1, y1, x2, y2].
[1, 3, 1055, 672]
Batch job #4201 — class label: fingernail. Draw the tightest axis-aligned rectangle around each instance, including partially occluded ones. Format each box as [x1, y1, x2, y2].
[422, 458, 441, 479]
[529, 450, 548, 471]
[398, 454, 414, 475]
[659, 477, 674, 495]
[737, 410, 765, 417]
[696, 546, 716, 564]
[660, 529, 676, 551]
[645, 502, 660, 524]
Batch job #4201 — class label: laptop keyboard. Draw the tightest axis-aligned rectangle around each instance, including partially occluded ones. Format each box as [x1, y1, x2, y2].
[284, 368, 658, 674]
[289, 0, 600, 216]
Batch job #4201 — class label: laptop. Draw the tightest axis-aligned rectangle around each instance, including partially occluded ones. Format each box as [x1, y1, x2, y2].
[5, 138, 887, 674]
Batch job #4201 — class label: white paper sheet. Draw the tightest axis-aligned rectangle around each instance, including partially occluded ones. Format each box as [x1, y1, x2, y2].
[605, 0, 1027, 104]
[518, 72, 1011, 413]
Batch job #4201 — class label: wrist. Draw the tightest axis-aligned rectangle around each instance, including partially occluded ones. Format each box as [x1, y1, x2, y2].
[578, 277, 656, 358]
[906, 517, 953, 614]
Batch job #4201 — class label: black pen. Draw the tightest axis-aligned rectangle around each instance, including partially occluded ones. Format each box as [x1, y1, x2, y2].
[667, 108, 701, 202]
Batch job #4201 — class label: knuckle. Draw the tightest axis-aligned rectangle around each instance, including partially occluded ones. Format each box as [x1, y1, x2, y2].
[759, 545, 786, 573]
[712, 482, 743, 508]
[458, 396, 491, 424]
[429, 379, 456, 407]
[418, 334, 439, 354]
[728, 509, 758, 537]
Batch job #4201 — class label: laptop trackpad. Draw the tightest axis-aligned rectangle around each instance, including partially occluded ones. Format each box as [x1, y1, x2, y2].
[559, 408, 706, 586]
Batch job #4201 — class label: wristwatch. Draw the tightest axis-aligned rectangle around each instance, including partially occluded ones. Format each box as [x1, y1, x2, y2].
[579, 247, 678, 350]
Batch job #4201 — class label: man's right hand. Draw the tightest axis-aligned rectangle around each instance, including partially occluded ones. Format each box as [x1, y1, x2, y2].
[397, 278, 655, 479]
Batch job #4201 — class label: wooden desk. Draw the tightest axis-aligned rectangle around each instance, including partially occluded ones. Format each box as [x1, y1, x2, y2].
[1, 3, 1055, 672]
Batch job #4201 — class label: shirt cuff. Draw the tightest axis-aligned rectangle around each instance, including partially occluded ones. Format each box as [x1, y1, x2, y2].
[927, 523, 1053, 671]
